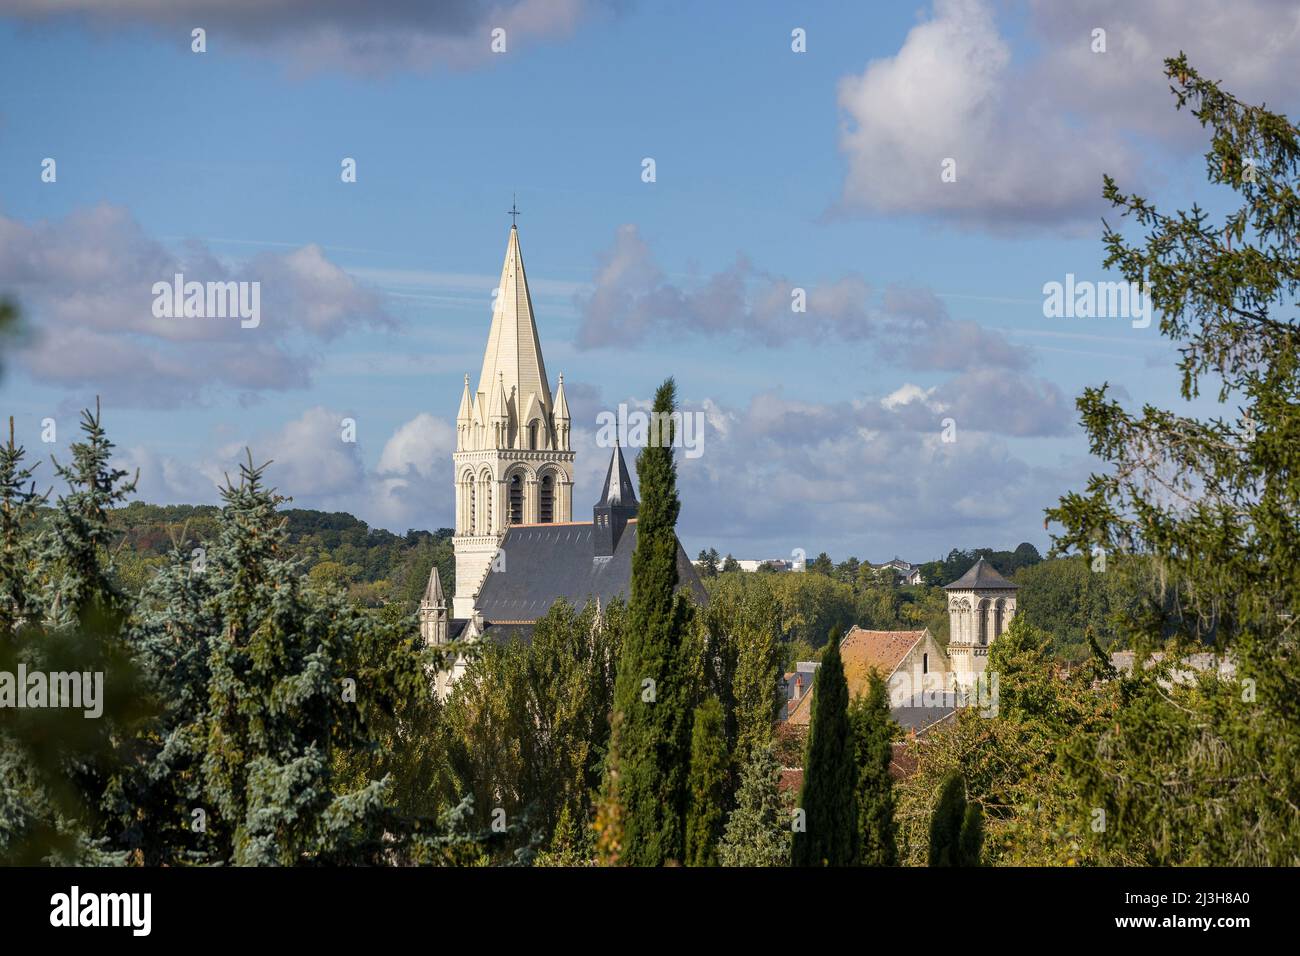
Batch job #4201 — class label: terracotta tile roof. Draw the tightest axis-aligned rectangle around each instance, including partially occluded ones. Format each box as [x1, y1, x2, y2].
[784, 627, 929, 727]
[841, 627, 927, 687]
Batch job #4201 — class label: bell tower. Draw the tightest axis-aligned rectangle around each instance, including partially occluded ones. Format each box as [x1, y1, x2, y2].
[943, 557, 1019, 689]
[452, 217, 575, 618]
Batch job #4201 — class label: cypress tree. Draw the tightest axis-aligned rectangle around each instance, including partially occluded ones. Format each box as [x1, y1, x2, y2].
[792, 631, 856, 866]
[959, 801, 985, 866]
[929, 772, 982, 866]
[602, 378, 695, 865]
[685, 695, 728, 866]
[851, 670, 898, 865]
[718, 744, 790, 867]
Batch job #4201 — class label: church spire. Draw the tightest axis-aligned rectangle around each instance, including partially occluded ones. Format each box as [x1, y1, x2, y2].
[598, 443, 637, 508]
[477, 223, 553, 443]
[593, 444, 638, 557]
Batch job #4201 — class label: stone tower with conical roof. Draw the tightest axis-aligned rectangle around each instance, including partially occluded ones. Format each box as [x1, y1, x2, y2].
[943, 557, 1019, 689]
[452, 222, 575, 618]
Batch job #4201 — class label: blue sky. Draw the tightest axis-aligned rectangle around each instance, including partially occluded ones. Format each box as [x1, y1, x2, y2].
[1, 0, 1295, 563]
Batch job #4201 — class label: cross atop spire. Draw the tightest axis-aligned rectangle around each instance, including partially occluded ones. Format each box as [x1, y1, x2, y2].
[508, 194, 520, 228]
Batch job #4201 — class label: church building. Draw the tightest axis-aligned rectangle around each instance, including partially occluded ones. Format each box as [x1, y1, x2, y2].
[419, 220, 707, 695]
[782, 557, 1020, 731]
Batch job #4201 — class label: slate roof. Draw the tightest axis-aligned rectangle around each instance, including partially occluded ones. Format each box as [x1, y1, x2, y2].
[943, 556, 1019, 590]
[891, 692, 959, 734]
[473, 519, 708, 642]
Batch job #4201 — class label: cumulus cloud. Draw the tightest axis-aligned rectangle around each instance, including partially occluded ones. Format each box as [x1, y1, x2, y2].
[835, 0, 1300, 231]
[0, 204, 391, 406]
[551, 377, 1075, 562]
[377, 412, 456, 479]
[0, 0, 599, 74]
[836, 0, 1133, 231]
[660, 387, 1076, 560]
[1026, 0, 1300, 142]
[575, 224, 1025, 372]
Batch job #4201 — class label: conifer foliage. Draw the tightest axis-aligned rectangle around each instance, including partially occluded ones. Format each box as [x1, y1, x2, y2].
[602, 378, 696, 865]
[202, 454, 404, 864]
[928, 772, 983, 866]
[685, 695, 728, 866]
[851, 670, 898, 866]
[792, 631, 856, 866]
[718, 744, 790, 867]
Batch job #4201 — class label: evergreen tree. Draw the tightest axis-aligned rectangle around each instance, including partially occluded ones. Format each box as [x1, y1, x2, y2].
[685, 695, 728, 866]
[850, 670, 898, 866]
[696, 548, 720, 578]
[928, 772, 982, 866]
[201, 453, 425, 864]
[721, 554, 740, 574]
[2, 404, 142, 865]
[1046, 54, 1300, 864]
[792, 630, 856, 866]
[114, 537, 222, 864]
[718, 744, 790, 867]
[0, 417, 43, 636]
[726, 583, 783, 766]
[602, 379, 696, 865]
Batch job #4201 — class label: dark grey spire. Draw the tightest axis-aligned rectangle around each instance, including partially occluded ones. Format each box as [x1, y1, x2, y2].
[594, 444, 638, 557]
[597, 444, 638, 508]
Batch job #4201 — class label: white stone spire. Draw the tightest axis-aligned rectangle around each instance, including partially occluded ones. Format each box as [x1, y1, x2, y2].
[476, 224, 553, 448]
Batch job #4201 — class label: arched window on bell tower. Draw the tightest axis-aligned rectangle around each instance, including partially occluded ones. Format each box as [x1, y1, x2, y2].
[528, 421, 539, 450]
[509, 473, 524, 524]
[467, 480, 476, 535]
[540, 474, 554, 523]
[977, 599, 990, 645]
[994, 598, 1005, 638]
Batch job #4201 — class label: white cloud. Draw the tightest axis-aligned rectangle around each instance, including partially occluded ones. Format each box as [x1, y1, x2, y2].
[836, 0, 1134, 230]
[836, 0, 1300, 231]
[377, 413, 456, 479]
